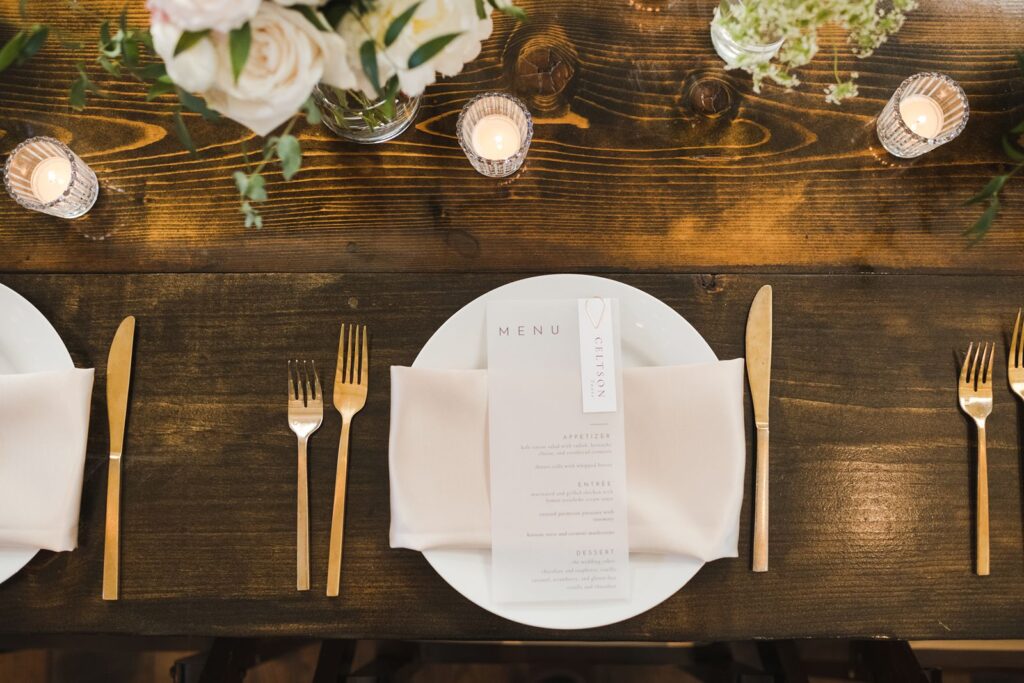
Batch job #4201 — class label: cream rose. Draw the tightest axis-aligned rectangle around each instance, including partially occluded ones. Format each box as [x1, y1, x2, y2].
[339, 0, 494, 98]
[146, 0, 261, 33]
[150, 18, 217, 93]
[155, 3, 357, 136]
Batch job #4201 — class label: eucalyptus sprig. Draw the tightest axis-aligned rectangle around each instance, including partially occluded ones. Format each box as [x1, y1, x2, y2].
[964, 52, 1024, 241]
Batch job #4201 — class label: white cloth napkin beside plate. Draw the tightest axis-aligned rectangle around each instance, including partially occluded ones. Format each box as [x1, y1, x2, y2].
[389, 359, 746, 560]
[0, 369, 94, 552]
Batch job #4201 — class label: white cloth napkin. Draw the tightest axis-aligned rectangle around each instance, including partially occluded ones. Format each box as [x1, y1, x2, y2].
[389, 360, 746, 560]
[0, 369, 94, 552]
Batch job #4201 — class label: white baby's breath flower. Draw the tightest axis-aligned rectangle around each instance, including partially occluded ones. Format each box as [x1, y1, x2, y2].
[339, 0, 495, 98]
[146, 0, 261, 33]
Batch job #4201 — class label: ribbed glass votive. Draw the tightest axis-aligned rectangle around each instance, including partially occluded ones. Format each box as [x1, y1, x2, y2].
[456, 92, 533, 178]
[876, 72, 968, 159]
[4, 137, 98, 218]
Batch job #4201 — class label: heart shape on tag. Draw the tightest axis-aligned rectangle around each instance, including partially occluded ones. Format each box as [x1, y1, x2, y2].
[585, 297, 606, 329]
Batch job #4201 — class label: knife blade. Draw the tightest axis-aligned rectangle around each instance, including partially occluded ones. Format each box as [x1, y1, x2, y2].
[745, 285, 772, 572]
[103, 315, 135, 601]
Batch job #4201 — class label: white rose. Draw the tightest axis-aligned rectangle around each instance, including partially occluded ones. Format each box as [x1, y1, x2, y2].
[146, 0, 261, 33]
[150, 18, 217, 93]
[199, 3, 356, 135]
[340, 0, 494, 98]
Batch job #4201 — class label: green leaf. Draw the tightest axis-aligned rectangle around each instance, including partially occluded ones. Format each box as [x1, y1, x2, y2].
[69, 73, 87, 110]
[360, 39, 379, 92]
[246, 172, 267, 202]
[122, 35, 139, 65]
[134, 61, 168, 80]
[229, 22, 252, 83]
[99, 21, 111, 49]
[385, 2, 420, 47]
[16, 25, 46, 64]
[303, 96, 322, 125]
[177, 87, 220, 121]
[497, 3, 526, 21]
[118, 8, 128, 36]
[173, 109, 197, 155]
[0, 31, 28, 73]
[964, 175, 1008, 205]
[174, 29, 209, 56]
[322, 0, 348, 28]
[233, 171, 249, 195]
[138, 28, 155, 53]
[474, 0, 485, 19]
[1003, 135, 1024, 163]
[146, 77, 176, 101]
[291, 5, 329, 31]
[966, 196, 999, 241]
[407, 33, 460, 69]
[98, 55, 121, 76]
[1011, 120, 1024, 135]
[276, 134, 301, 181]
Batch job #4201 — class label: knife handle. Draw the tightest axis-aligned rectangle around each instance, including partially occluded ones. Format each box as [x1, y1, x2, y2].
[753, 426, 769, 573]
[102, 453, 122, 600]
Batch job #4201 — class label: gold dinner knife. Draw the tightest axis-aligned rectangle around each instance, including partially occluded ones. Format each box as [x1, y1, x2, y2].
[103, 315, 135, 601]
[746, 285, 772, 573]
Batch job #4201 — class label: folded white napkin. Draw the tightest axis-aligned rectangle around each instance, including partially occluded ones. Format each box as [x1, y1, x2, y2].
[0, 369, 94, 552]
[389, 360, 746, 560]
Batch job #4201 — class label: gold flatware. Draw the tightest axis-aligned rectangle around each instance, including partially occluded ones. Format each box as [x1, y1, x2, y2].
[103, 315, 136, 601]
[745, 285, 772, 573]
[958, 342, 994, 576]
[1009, 309, 1024, 404]
[288, 360, 323, 592]
[327, 324, 368, 597]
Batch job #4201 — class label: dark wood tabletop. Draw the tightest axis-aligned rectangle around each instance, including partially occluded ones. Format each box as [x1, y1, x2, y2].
[0, 0, 1023, 642]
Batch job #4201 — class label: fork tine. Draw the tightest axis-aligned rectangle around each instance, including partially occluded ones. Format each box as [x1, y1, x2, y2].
[1014, 308, 1022, 369]
[335, 323, 346, 386]
[302, 360, 312, 405]
[312, 360, 321, 400]
[288, 360, 297, 400]
[347, 324, 356, 384]
[961, 342, 974, 385]
[971, 342, 983, 388]
[985, 341, 995, 384]
[360, 325, 368, 386]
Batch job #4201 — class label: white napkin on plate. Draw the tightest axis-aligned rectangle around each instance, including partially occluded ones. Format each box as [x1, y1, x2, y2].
[0, 369, 94, 552]
[389, 360, 746, 560]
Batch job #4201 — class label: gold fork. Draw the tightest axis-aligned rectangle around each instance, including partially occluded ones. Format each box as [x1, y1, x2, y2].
[958, 342, 994, 576]
[1009, 309, 1024, 404]
[327, 324, 369, 597]
[288, 360, 323, 591]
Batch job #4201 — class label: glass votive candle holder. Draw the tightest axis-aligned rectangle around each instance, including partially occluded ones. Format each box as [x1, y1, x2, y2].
[4, 136, 99, 218]
[456, 92, 533, 178]
[876, 72, 969, 159]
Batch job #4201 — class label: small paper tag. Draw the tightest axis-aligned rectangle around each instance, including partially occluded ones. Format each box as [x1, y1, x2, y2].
[577, 297, 617, 413]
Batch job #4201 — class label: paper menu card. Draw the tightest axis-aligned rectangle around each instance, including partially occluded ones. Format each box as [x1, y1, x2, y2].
[486, 298, 630, 603]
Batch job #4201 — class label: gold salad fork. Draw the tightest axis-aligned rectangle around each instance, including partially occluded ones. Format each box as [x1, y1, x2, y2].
[958, 342, 994, 576]
[288, 360, 323, 591]
[1009, 309, 1024, 405]
[327, 324, 369, 597]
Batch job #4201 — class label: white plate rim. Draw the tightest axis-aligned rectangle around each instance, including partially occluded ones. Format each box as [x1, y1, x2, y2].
[0, 282, 74, 584]
[412, 274, 717, 630]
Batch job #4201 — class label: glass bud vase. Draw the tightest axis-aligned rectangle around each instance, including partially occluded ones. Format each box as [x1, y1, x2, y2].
[709, 6, 784, 69]
[312, 86, 420, 144]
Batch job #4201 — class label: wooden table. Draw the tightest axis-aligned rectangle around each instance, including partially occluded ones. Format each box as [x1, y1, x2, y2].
[1, 0, 1023, 643]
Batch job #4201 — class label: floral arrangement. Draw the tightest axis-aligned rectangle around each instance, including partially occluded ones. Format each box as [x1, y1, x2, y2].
[1, 0, 523, 226]
[711, 0, 918, 105]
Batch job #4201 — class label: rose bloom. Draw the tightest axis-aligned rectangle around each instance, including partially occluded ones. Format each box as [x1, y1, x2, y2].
[152, 2, 356, 135]
[339, 0, 495, 98]
[146, 0, 261, 33]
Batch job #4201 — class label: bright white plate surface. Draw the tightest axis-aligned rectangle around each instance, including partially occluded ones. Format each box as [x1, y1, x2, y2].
[0, 283, 74, 585]
[414, 274, 717, 630]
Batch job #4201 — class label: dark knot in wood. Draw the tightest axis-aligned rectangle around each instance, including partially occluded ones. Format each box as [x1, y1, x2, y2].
[680, 72, 738, 121]
[505, 25, 578, 115]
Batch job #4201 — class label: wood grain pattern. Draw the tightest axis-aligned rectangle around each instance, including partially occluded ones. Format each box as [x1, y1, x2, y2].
[0, 272, 1023, 640]
[0, 1, 1022, 274]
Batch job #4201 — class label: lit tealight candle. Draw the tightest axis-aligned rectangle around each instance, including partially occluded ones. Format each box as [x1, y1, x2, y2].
[30, 156, 73, 203]
[899, 93, 944, 138]
[471, 114, 522, 161]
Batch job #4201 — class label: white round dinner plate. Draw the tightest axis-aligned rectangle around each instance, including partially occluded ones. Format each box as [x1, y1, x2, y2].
[0, 282, 74, 585]
[413, 274, 718, 630]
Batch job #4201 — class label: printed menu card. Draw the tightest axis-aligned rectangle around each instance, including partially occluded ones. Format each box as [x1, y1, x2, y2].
[486, 298, 630, 603]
